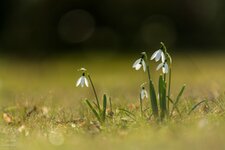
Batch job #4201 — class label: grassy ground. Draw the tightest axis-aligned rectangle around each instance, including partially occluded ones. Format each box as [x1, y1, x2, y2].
[0, 52, 224, 150]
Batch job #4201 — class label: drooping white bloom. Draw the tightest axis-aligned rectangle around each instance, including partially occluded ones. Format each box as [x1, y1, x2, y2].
[151, 49, 165, 62]
[76, 73, 89, 87]
[132, 58, 146, 72]
[156, 62, 169, 74]
[140, 87, 148, 100]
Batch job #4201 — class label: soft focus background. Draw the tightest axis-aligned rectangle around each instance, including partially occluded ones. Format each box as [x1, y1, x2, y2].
[0, 0, 225, 57]
[0, 1, 225, 150]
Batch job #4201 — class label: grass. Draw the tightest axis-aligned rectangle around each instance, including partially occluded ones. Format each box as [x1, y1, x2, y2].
[0, 52, 225, 150]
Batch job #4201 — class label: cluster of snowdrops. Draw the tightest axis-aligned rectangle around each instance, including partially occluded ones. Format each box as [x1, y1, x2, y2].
[76, 42, 185, 123]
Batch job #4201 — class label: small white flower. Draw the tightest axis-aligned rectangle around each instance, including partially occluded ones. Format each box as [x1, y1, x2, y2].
[140, 87, 148, 100]
[151, 49, 165, 62]
[76, 73, 89, 87]
[156, 62, 169, 74]
[132, 58, 146, 72]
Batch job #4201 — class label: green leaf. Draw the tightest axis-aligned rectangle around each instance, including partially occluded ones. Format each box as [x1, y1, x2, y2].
[149, 80, 159, 118]
[102, 94, 107, 122]
[85, 99, 101, 122]
[168, 96, 182, 117]
[188, 100, 207, 115]
[158, 75, 167, 120]
[118, 108, 136, 121]
[170, 84, 186, 115]
[175, 84, 186, 105]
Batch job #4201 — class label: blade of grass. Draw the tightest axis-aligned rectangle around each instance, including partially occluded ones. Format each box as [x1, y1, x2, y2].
[109, 97, 112, 111]
[170, 84, 186, 116]
[87, 75, 101, 113]
[168, 97, 182, 117]
[85, 99, 101, 122]
[102, 94, 107, 122]
[149, 80, 159, 119]
[118, 108, 136, 121]
[188, 100, 207, 115]
[118, 108, 136, 117]
[159, 75, 167, 120]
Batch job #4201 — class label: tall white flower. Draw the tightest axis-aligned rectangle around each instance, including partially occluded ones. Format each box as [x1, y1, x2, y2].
[156, 62, 169, 74]
[151, 49, 165, 62]
[76, 73, 89, 87]
[132, 58, 146, 72]
[140, 87, 148, 100]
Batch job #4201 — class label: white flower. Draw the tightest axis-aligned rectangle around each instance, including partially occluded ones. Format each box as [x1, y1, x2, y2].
[156, 62, 169, 74]
[76, 73, 89, 87]
[140, 87, 148, 100]
[151, 49, 165, 62]
[132, 58, 146, 72]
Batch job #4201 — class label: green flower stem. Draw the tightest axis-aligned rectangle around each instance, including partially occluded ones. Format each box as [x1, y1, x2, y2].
[160, 42, 173, 115]
[87, 74, 101, 112]
[143, 52, 159, 119]
[142, 52, 151, 83]
[167, 67, 172, 111]
[163, 73, 166, 82]
[109, 97, 112, 111]
[160, 42, 167, 53]
[139, 94, 143, 117]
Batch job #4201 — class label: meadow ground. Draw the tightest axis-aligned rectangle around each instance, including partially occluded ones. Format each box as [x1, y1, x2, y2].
[0, 52, 224, 150]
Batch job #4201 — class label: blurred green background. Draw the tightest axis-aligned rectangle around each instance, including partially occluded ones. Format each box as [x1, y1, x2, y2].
[0, 2, 225, 149]
[0, 0, 225, 57]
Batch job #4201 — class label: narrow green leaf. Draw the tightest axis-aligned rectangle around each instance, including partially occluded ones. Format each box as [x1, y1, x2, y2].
[159, 75, 167, 120]
[166, 52, 172, 64]
[175, 84, 186, 105]
[188, 100, 207, 115]
[149, 80, 159, 118]
[102, 94, 107, 122]
[85, 100, 101, 122]
[109, 97, 112, 111]
[170, 84, 186, 115]
[118, 108, 136, 117]
[118, 108, 136, 121]
[168, 96, 182, 117]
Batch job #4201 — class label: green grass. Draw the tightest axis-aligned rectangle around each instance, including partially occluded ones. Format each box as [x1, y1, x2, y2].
[0, 52, 225, 150]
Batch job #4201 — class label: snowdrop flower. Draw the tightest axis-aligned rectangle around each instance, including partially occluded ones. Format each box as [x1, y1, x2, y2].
[156, 62, 169, 74]
[132, 57, 146, 72]
[140, 87, 148, 100]
[76, 73, 89, 87]
[151, 49, 165, 62]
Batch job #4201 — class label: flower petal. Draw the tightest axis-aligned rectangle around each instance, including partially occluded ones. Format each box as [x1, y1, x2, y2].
[81, 76, 85, 87]
[141, 59, 146, 72]
[163, 63, 169, 74]
[144, 90, 148, 98]
[156, 62, 164, 71]
[155, 50, 162, 62]
[84, 77, 89, 87]
[132, 58, 141, 68]
[161, 52, 165, 62]
[76, 77, 82, 87]
[150, 50, 160, 60]
[135, 63, 142, 70]
[141, 90, 144, 100]
[141, 89, 148, 100]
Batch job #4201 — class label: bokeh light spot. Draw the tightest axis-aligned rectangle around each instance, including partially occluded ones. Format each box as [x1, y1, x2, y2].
[139, 15, 177, 48]
[48, 131, 64, 146]
[58, 9, 95, 44]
